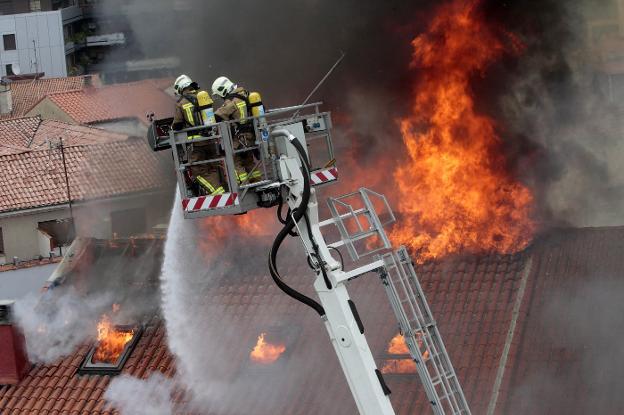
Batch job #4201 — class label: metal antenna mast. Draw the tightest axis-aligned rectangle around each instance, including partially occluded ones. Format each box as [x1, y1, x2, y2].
[292, 51, 345, 119]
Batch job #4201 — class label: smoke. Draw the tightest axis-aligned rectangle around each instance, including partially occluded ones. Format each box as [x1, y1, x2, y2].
[508, 275, 624, 414]
[479, 0, 624, 227]
[13, 237, 163, 363]
[148, 192, 344, 414]
[14, 287, 112, 363]
[105, 373, 176, 415]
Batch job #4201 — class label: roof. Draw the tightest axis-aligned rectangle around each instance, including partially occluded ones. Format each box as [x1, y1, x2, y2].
[43, 80, 174, 126]
[0, 117, 127, 156]
[0, 76, 95, 120]
[2, 226, 622, 414]
[0, 137, 170, 214]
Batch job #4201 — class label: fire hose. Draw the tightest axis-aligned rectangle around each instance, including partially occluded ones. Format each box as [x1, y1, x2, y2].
[268, 131, 326, 317]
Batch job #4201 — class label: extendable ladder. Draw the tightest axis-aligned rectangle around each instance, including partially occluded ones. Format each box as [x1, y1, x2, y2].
[322, 188, 471, 415]
[380, 247, 470, 415]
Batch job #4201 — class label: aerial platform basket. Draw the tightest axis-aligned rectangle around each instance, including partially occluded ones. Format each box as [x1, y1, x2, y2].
[147, 102, 337, 219]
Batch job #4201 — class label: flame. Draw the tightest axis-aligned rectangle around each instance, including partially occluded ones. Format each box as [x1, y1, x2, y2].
[381, 333, 430, 374]
[197, 210, 275, 260]
[250, 332, 286, 364]
[387, 333, 410, 354]
[390, 0, 535, 263]
[381, 359, 417, 374]
[92, 314, 134, 363]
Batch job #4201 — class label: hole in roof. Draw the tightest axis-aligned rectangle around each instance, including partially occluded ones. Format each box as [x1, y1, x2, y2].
[78, 312, 143, 376]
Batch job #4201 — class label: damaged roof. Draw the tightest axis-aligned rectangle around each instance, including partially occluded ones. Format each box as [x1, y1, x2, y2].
[2, 226, 623, 414]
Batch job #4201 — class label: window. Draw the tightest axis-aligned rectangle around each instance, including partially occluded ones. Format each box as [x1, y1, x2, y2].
[38, 219, 75, 249]
[0, 227, 4, 254]
[29, 0, 41, 12]
[5, 64, 13, 76]
[3, 34, 16, 51]
[78, 321, 143, 376]
[111, 207, 147, 237]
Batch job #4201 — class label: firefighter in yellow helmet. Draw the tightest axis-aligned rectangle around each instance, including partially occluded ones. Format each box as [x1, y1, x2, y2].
[172, 74, 225, 196]
[211, 76, 262, 184]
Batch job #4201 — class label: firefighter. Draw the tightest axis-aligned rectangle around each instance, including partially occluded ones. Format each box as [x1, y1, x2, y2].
[211, 76, 262, 184]
[172, 74, 225, 196]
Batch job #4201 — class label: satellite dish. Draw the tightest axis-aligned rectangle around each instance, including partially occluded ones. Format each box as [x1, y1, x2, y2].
[12, 64, 21, 75]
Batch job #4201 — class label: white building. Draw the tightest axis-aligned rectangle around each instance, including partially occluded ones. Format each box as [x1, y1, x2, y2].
[0, 6, 82, 78]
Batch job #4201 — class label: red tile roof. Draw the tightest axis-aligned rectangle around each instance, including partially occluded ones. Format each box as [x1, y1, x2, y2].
[0, 76, 95, 120]
[2, 227, 623, 414]
[45, 81, 174, 126]
[0, 117, 42, 155]
[497, 227, 624, 415]
[0, 117, 127, 156]
[0, 138, 170, 214]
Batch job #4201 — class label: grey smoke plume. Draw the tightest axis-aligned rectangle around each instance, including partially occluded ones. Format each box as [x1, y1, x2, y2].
[155, 192, 340, 414]
[510, 275, 624, 414]
[483, 0, 624, 227]
[14, 237, 164, 363]
[105, 373, 176, 415]
[100, 0, 624, 229]
[14, 288, 112, 363]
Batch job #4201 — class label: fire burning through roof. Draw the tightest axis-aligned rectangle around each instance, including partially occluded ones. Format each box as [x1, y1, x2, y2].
[380, 333, 430, 375]
[250, 332, 286, 365]
[390, 0, 535, 263]
[93, 314, 135, 364]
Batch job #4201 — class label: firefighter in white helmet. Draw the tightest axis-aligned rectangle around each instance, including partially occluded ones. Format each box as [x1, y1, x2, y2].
[211, 76, 262, 184]
[172, 74, 225, 196]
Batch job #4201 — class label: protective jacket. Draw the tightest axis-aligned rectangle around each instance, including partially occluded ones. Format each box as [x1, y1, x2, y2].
[215, 87, 250, 121]
[172, 89, 203, 129]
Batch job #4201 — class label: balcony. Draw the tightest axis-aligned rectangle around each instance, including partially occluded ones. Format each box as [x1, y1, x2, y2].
[61, 5, 83, 24]
[86, 33, 125, 47]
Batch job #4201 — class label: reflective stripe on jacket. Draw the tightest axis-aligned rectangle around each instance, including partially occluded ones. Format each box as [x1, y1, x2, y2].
[215, 87, 250, 121]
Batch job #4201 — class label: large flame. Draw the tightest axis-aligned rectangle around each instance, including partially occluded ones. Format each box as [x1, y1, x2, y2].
[390, 0, 535, 262]
[250, 332, 286, 364]
[92, 314, 134, 363]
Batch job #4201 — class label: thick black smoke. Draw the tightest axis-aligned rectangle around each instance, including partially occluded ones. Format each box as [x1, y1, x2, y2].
[479, 0, 624, 228]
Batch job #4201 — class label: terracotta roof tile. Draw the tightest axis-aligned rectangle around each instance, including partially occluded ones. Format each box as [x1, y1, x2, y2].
[0, 117, 128, 156]
[0, 137, 170, 214]
[45, 80, 174, 126]
[0, 117, 42, 155]
[2, 228, 624, 414]
[0, 76, 94, 120]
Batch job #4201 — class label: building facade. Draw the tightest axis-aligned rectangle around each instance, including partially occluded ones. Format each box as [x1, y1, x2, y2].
[0, 6, 78, 78]
[0, 0, 180, 80]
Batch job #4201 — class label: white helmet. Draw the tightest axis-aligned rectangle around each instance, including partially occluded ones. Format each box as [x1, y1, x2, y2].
[212, 76, 236, 98]
[173, 74, 194, 95]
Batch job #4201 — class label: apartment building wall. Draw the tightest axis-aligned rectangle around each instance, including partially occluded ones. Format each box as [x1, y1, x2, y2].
[0, 206, 70, 263]
[0, 9, 66, 77]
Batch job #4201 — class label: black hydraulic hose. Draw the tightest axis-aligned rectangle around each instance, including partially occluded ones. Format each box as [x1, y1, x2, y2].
[268, 134, 325, 317]
[303, 212, 332, 289]
[277, 194, 298, 236]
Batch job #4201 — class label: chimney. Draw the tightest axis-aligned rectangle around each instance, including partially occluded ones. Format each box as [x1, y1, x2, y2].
[0, 78, 13, 115]
[0, 300, 30, 385]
